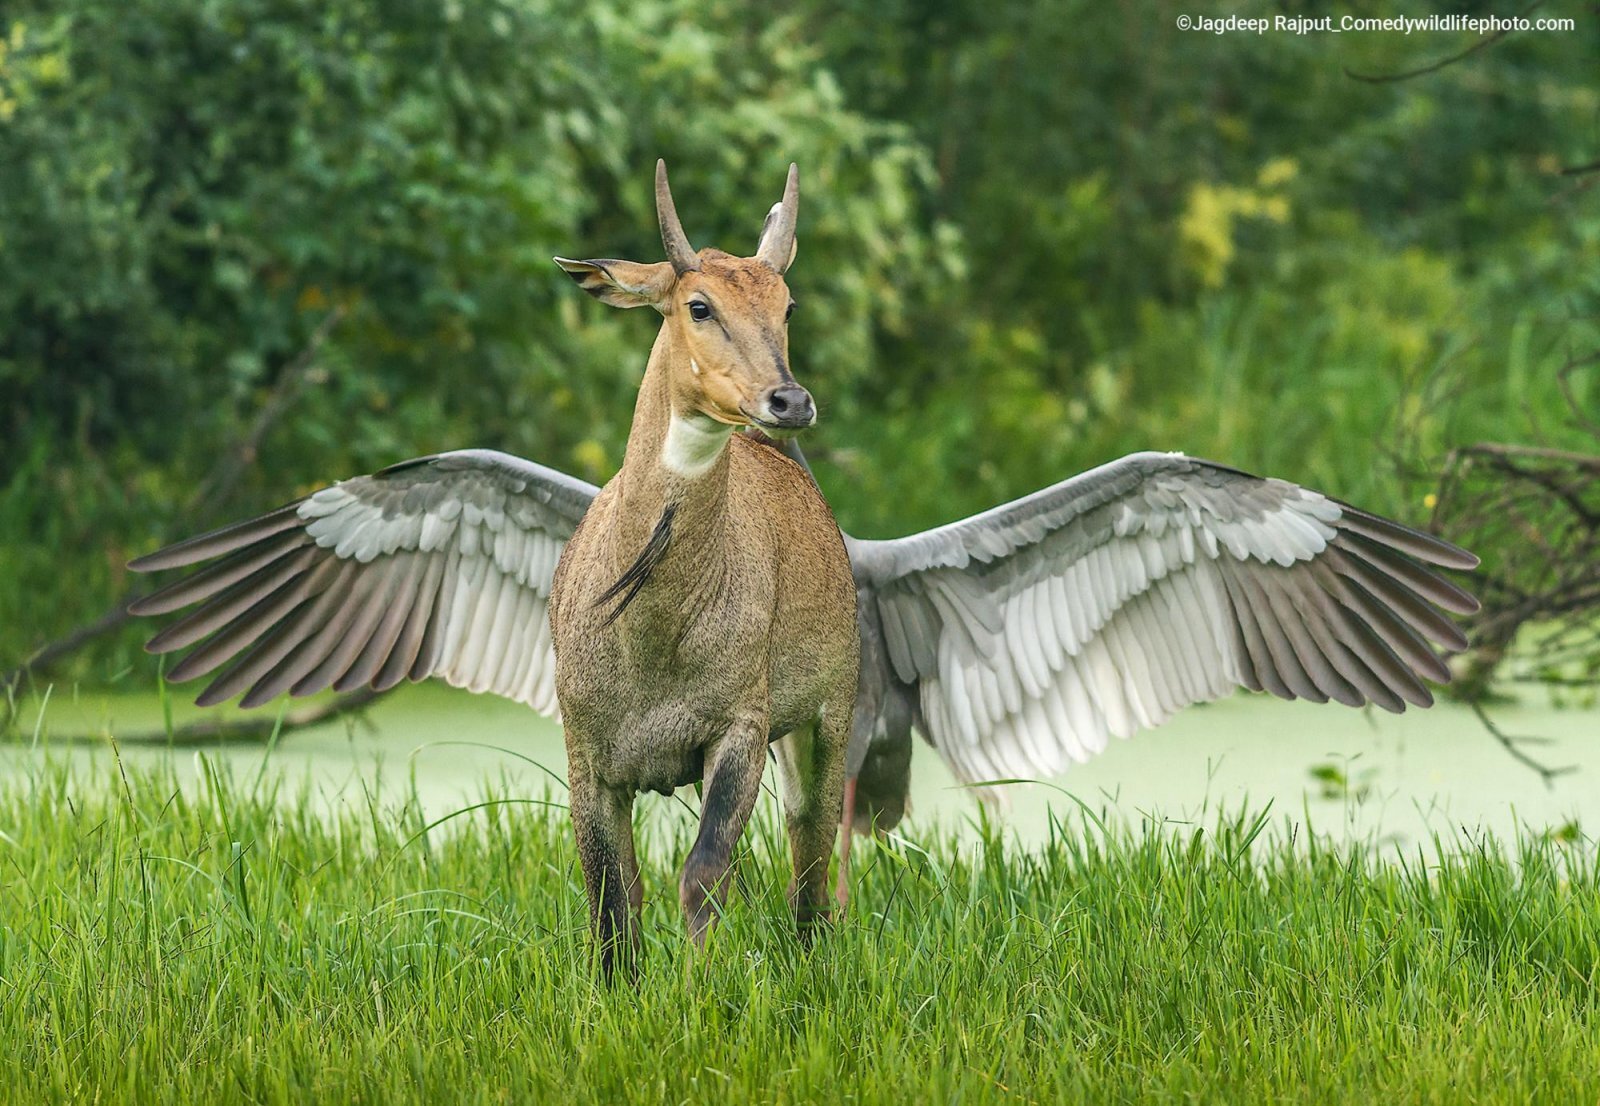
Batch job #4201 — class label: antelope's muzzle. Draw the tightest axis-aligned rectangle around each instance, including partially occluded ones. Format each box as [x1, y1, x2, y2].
[758, 384, 816, 430]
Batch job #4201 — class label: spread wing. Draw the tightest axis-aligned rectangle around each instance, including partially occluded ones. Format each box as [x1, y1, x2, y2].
[128, 449, 598, 712]
[848, 451, 1480, 784]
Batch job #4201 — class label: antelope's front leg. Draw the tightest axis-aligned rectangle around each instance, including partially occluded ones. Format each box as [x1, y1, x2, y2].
[681, 719, 767, 946]
[569, 762, 642, 979]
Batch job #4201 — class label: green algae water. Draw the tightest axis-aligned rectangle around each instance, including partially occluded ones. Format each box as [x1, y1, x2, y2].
[5, 683, 1593, 851]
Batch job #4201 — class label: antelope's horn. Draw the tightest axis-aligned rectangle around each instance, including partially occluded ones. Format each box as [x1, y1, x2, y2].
[756, 163, 799, 272]
[655, 160, 699, 275]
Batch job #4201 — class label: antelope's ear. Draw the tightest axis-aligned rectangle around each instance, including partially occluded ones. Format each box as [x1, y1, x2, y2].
[553, 258, 675, 311]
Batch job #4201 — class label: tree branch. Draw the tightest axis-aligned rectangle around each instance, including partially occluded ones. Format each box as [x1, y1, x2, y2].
[1556, 350, 1600, 440]
[192, 306, 346, 507]
[3, 604, 136, 697]
[1468, 702, 1576, 787]
[1344, 0, 1545, 84]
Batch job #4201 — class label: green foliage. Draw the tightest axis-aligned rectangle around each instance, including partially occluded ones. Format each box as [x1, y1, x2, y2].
[1, 0, 1595, 680]
[805, 0, 1596, 532]
[0, 0, 941, 674]
[0, 755, 1597, 1102]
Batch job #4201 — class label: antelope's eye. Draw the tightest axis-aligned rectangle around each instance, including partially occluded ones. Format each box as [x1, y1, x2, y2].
[688, 301, 713, 322]
[784, 302, 796, 322]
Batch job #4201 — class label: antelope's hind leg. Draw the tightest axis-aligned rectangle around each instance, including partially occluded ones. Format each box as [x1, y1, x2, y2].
[681, 719, 767, 946]
[569, 764, 642, 979]
[774, 705, 848, 938]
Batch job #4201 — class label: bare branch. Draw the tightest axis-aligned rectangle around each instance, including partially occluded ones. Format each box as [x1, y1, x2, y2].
[1454, 441, 1600, 467]
[192, 306, 346, 507]
[3, 603, 135, 698]
[1344, 0, 1545, 84]
[1431, 421, 1600, 705]
[1468, 702, 1576, 787]
[1556, 350, 1600, 440]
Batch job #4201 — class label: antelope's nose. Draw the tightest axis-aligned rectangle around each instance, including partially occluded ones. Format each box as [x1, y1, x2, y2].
[761, 384, 816, 429]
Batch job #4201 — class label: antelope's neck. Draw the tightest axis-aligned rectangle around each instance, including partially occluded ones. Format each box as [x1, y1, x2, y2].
[613, 333, 735, 568]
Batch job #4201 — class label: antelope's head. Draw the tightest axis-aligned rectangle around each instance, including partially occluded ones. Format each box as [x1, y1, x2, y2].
[556, 161, 812, 436]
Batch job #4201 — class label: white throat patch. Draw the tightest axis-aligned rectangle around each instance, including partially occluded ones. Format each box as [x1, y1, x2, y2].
[662, 413, 733, 478]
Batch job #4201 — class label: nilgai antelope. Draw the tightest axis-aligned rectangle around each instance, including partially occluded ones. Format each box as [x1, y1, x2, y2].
[128, 161, 859, 974]
[546, 163, 856, 968]
[126, 163, 1481, 929]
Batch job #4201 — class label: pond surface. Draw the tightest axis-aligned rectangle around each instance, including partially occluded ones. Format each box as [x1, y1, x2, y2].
[4, 683, 1595, 852]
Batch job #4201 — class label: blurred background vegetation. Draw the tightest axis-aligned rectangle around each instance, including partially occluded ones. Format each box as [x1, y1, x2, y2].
[1, 0, 1595, 690]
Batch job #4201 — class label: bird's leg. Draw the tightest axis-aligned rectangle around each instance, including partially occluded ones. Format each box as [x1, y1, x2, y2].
[569, 762, 641, 980]
[835, 774, 857, 909]
[680, 719, 766, 947]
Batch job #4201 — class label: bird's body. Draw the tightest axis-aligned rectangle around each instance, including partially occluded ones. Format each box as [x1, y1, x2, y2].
[843, 578, 920, 831]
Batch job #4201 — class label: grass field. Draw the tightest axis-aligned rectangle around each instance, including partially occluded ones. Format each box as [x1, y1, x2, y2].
[1, 750, 1597, 1104]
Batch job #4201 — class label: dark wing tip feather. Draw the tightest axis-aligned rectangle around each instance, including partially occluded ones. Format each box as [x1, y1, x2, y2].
[1333, 503, 1480, 571]
[128, 504, 304, 572]
[1208, 486, 1479, 717]
[1336, 531, 1481, 617]
[127, 593, 166, 618]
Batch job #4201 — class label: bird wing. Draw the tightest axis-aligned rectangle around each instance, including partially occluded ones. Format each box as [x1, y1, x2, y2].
[128, 449, 599, 713]
[846, 451, 1479, 784]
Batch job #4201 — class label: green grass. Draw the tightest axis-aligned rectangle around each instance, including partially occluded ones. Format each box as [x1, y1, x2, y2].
[0, 752, 1597, 1104]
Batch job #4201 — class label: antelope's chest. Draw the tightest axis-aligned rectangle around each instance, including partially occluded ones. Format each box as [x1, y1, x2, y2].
[559, 665, 759, 794]
[551, 563, 772, 795]
[582, 700, 715, 795]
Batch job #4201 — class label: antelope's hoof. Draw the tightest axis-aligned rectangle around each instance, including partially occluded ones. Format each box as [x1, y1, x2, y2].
[790, 901, 833, 943]
[595, 937, 641, 985]
[682, 894, 718, 949]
